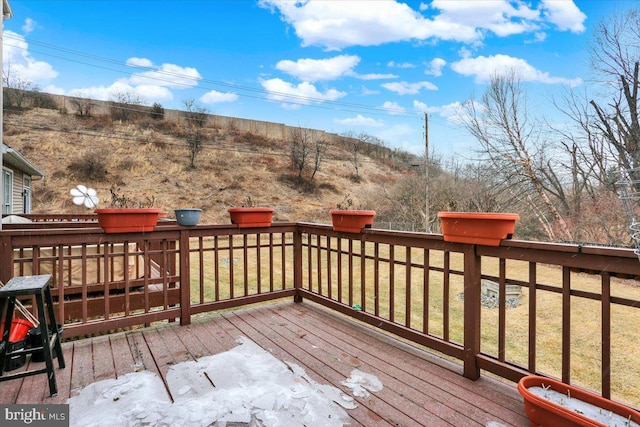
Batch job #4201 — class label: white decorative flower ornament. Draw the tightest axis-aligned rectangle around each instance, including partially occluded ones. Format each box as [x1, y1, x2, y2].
[70, 184, 99, 208]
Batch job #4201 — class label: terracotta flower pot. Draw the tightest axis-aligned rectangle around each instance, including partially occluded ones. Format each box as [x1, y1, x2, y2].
[228, 207, 274, 228]
[518, 375, 640, 427]
[329, 209, 376, 233]
[437, 212, 519, 246]
[95, 208, 162, 233]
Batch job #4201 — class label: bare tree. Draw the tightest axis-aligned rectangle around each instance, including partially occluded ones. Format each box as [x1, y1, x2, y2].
[461, 72, 571, 241]
[288, 126, 326, 184]
[289, 127, 310, 184]
[340, 131, 377, 182]
[310, 137, 328, 180]
[182, 99, 209, 169]
[551, 88, 615, 198]
[182, 98, 208, 128]
[109, 90, 144, 122]
[69, 93, 96, 117]
[3, 62, 41, 110]
[588, 8, 640, 173]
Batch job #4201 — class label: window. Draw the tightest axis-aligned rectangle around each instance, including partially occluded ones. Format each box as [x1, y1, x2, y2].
[23, 175, 32, 214]
[2, 168, 13, 214]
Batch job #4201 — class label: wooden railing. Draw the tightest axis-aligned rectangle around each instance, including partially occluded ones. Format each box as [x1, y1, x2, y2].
[1, 219, 639, 406]
[295, 223, 640, 407]
[0, 222, 297, 337]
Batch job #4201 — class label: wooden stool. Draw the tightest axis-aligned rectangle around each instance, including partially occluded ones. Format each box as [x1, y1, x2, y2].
[0, 274, 65, 397]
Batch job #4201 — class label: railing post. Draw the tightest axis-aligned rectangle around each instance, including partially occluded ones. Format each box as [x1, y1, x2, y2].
[293, 226, 303, 303]
[463, 244, 481, 380]
[0, 234, 13, 283]
[179, 229, 191, 325]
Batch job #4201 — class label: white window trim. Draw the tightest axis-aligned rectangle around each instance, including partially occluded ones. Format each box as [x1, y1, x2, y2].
[2, 167, 13, 215]
[23, 174, 32, 214]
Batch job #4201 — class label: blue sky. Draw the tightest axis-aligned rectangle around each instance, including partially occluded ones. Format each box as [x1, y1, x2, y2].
[1, 0, 624, 156]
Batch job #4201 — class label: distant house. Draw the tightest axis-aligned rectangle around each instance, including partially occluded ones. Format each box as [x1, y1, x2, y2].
[2, 144, 44, 214]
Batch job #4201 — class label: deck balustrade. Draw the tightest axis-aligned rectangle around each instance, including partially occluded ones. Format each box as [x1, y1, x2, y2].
[1, 216, 639, 407]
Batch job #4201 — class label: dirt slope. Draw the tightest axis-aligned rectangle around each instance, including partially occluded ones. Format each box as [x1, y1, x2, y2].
[4, 108, 414, 225]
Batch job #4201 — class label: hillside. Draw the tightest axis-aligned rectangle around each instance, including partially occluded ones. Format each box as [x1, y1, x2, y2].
[3, 107, 416, 225]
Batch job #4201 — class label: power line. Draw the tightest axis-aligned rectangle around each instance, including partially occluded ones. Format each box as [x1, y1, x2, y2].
[5, 34, 423, 120]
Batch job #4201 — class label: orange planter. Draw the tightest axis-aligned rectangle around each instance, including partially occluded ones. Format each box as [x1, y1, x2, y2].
[228, 207, 274, 228]
[329, 209, 376, 233]
[518, 375, 640, 427]
[95, 208, 162, 233]
[437, 212, 519, 246]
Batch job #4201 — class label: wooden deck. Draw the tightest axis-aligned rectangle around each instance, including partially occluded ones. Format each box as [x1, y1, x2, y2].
[0, 301, 529, 426]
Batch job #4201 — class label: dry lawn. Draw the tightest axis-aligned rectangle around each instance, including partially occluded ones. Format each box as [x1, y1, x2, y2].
[183, 235, 640, 406]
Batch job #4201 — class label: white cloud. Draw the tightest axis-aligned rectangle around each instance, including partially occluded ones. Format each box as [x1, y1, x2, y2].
[133, 85, 174, 102]
[68, 81, 173, 104]
[83, 59, 204, 105]
[388, 61, 415, 69]
[22, 18, 36, 34]
[360, 86, 379, 96]
[3, 31, 58, 84]
[412, 100, 440, 114]
[258, 0, 479, 49]
[68, 85, 117, 102]
[439, 101, 467, 118]
[126, 57, 154, 68]
[260, 78, 346, 107]
[259, 0, 584, 50]
[375, 123, 420, 154]
[425, 58, 446, 76]
[126, 61, 202, 89]
[451, 54, 582, 86]
[275, 55, 360, 82]
[356, 73, 397, 81]
[526, 32, 547, 44]
[381, 101, 405, 115]
[540, 0, 586, 33]
[381, 81, 438, 95]
[413, 100, 480, 125]
[335, 115, 384, 127]
[200, 90, 239, 104]
[429, 0, 541, 37]
[42, 84, 65, 95]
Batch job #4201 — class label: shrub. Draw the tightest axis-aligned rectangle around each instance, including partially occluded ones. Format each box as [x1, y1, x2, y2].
[67, 153, 108, 182]
[30, 92, 58, 110]
[69, 97, 95, 117]
[34, 185, 55, 204]
[149, 102, 165, 120]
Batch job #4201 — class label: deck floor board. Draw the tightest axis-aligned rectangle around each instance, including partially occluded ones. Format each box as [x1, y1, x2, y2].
[276, 302, 529, 426]
[0, 301, 529, 426]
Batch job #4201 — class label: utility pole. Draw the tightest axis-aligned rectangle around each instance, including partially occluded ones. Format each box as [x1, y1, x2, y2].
[425, 113, 430, 233]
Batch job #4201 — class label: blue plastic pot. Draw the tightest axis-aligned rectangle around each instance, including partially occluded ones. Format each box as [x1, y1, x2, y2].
[174, 208, 202, 226]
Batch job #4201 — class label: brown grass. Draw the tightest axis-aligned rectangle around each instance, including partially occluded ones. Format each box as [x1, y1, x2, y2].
[303, 243, 640, 407]
[6, 108, 406, 225]
[184, 235, 640, 406]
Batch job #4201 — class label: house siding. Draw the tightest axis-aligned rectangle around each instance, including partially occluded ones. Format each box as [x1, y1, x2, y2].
[3, 164, 26, 214]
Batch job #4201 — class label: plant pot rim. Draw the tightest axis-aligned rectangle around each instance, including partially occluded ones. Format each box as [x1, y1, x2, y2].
[228, 207, 274, 213]
[174, 208, 202, 212]
[437, 212, 520, 220]
[95, 208, 161, 233]
[95, 208, 163, 214]
[329, 209, 377, 215]
[518, 374, 640, 426]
